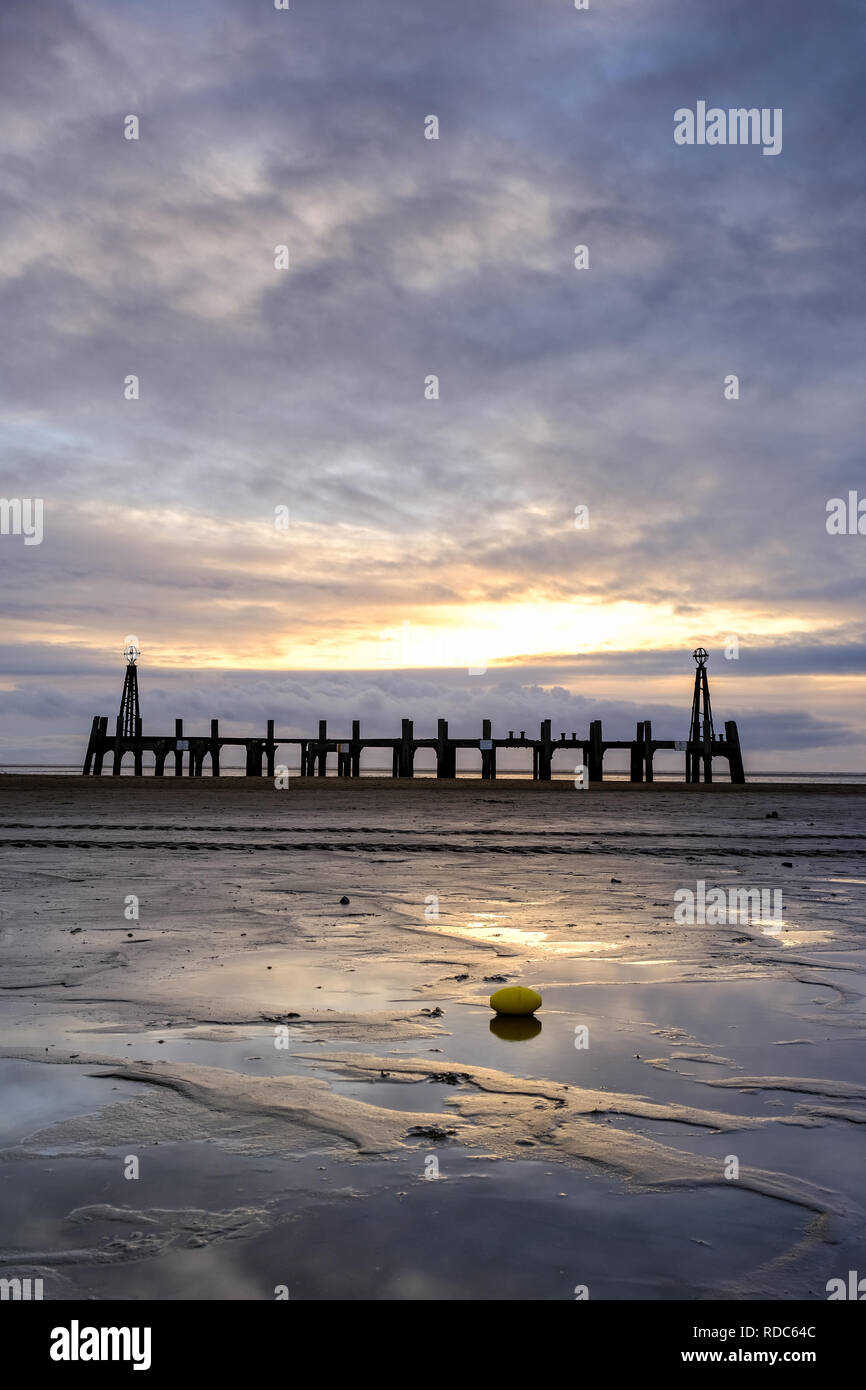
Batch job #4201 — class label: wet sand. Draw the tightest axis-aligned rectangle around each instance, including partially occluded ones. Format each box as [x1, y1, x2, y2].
[1, 776, 865, 1300]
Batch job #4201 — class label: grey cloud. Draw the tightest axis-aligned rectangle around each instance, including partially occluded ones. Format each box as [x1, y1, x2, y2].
[1, 0, 865, 761]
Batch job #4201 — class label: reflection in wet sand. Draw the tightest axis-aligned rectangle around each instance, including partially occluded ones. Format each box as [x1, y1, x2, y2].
[453, 918, 621, 955]
[489, 1016, 542, 1042]
[2, 776, 866, 1300]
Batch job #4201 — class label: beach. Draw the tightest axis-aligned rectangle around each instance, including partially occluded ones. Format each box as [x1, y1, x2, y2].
[1, 775, 865, 1300]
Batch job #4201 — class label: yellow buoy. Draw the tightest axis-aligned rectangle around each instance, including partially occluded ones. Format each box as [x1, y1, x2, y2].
[489, 985, 542, 1016]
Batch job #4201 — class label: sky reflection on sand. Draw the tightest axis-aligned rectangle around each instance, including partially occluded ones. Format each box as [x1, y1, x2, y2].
[458, 919, 621, 954]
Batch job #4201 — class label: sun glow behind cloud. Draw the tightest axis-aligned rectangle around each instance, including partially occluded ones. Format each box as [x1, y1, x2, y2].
[6, 502, 826, 673]
[34, 601, 819, 675]
[280, 601, 819, 672]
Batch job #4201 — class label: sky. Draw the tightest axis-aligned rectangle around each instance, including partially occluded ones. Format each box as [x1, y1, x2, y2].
[1, 0, 865, 771]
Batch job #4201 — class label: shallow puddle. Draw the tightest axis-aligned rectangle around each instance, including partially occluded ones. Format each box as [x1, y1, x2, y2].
[0, 1138, 837, 1301]
[172, 948, 429, 1012]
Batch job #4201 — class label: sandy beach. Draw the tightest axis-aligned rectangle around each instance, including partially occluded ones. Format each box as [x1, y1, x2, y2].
[2, 776, 865, 1300]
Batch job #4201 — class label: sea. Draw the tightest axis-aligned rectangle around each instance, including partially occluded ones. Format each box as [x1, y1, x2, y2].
[2, 764, 865, 784]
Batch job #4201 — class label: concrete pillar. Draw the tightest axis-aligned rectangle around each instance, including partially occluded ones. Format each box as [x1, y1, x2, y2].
[537, 720, 552, 780]
[725, 720, 746, 784]
[351, 720, 361, 776]
[93, 717, 108, 775]
[82, 716, 99, 775]
[630, 721, 644, 782]
[481, 719, 493, 780]
[588, 719, 603, 782]
[644, 719, 654, 783]
[436, 718, 449, 778]
[400, 718, 414, 777]
[266, 719, 275, 778]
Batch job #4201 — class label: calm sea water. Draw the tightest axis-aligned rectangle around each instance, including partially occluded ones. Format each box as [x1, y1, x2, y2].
[2, 764, 865, 784]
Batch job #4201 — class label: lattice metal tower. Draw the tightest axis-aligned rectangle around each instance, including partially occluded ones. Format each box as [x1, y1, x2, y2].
[686, 646, 714, 782]
[118, 640, 141, 738]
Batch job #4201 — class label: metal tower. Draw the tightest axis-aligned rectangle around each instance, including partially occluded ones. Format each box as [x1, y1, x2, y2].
[686, 647, 714, 783]
[118, 640, 141, 738]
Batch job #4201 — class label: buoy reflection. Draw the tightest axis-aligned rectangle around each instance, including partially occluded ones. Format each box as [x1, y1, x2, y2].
[489, 1015, 542, 1042]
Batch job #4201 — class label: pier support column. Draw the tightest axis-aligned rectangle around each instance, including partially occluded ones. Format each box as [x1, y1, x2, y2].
[266, 720, 275, 778]
[438, 719, 456, 777]
[588, 719, 603, 783]
[643, 719, 654, 783]
[93, 717, 108, 775]
[481, 719, 495, 780]
[134, 715, 143, 776]
[210, 720, 220, 776]
[630, 722, 644, 782]
[317, 720, 328, 776]
[112, 715, 124, 775]
[537, 720, 552, 781]
[436, 718, 449, 778]
[351, 720, 361, 776]
[174, 719, 184, 777]
[82, 716, 100, 775]
[400, 719, 414, 777]
[725, 720, 746, 783]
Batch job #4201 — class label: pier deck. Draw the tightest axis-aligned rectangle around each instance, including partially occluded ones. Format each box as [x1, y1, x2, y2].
[82, 715, 746, 782]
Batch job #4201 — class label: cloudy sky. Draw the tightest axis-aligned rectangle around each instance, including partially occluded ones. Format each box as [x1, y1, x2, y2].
[1, 0, 864, 770]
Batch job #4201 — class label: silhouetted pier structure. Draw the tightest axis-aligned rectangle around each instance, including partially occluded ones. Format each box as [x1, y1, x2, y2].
[82, 647, 745, 782]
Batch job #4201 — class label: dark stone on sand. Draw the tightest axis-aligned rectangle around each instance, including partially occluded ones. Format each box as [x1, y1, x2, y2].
[339, 896, 350, 905]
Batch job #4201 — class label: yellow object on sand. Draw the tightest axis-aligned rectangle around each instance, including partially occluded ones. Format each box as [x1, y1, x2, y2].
[489, 985, 542, 1016]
